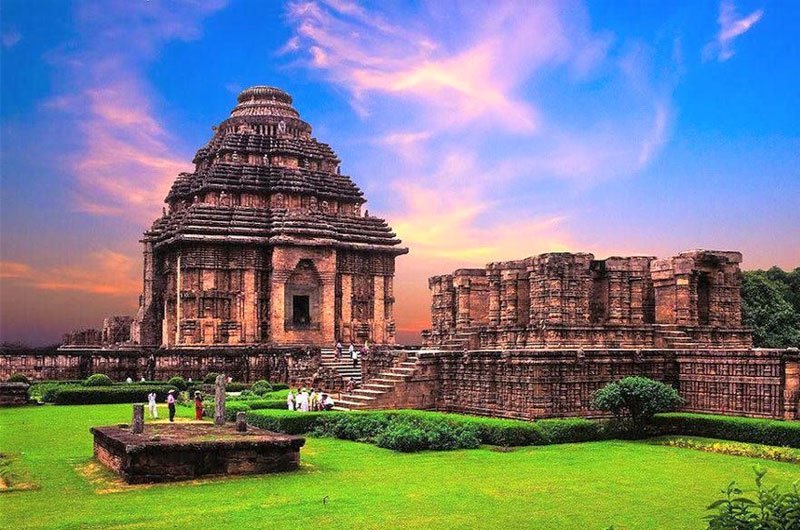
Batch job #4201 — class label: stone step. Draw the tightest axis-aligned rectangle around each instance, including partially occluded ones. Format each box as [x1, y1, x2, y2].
[362, 382, 394, 391]
[351, 388, 388, 396]
[376, 372, 410, 380]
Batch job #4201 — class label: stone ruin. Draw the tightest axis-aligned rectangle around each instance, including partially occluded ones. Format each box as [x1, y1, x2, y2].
[423, 250, 750, 349]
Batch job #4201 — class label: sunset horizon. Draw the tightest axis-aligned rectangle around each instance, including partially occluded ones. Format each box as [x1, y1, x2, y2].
[2, 0, 798, 346]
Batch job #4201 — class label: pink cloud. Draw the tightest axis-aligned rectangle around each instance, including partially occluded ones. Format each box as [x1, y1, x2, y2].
[704, 1, 763, 62]
[44, 1, 226, 222]
[0, 251, 140, 297]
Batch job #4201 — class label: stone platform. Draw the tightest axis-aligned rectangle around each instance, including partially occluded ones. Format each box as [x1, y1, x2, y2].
[90, 423, 305, 483]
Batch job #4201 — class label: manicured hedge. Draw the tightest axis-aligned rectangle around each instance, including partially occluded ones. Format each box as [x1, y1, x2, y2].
[246, 409, 330, 434]
[51, 384, 176, 405]
[652, 413, 800, 448]
[246, 409, 613, 450]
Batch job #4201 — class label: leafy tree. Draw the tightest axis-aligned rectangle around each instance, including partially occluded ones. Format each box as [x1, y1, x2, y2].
[741, 270, 800, 348]
[705, 469, 800, 530]
[592, 376, 683, 436]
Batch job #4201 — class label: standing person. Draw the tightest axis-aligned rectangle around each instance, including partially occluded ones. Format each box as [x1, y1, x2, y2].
[297, 388, 310, 412]
[309, 388, 318, 411]
[147, 391, 158, 419]
[345, 378, 355, 393]
[350, 343, 358, 368]
[286, 390, 295, 411]
[167, 390, 176, 422]
[194, 391, 204, 420]
[335, 340, 343, 361]
[126, 376, 133, 384]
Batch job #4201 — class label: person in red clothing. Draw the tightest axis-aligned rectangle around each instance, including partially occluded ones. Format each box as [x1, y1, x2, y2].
[194, 391, 204, 420]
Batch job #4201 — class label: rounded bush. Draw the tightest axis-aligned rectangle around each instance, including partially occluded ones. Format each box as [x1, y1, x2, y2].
[8, 373, 30, 385]
[250, 380, 272, 396]
[167, 376, 187, 390]
[203, 372, 220, 384]
[84, 374, 113, 387]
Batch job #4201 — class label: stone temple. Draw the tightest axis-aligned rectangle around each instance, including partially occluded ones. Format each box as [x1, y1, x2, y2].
[131, 86, 408, 348]
[2, 86, 797, 422]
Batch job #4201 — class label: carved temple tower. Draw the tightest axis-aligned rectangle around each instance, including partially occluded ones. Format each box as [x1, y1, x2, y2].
[132, 86, 408, 347]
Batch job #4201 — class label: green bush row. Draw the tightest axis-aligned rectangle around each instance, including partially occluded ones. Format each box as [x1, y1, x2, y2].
[51, 385, 177, 405]
[652, 413, 800, 448]
[245, 409, 612, 450]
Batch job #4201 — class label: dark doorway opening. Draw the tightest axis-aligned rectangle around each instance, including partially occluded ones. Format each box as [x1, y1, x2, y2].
[697, 273, 710, 325]
[293, 295, 310, 327]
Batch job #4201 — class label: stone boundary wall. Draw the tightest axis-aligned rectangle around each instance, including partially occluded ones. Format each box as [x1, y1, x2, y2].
[0, 382, 30, 406]
[0, 347, 321, 384]
[362, 348, 799, 421]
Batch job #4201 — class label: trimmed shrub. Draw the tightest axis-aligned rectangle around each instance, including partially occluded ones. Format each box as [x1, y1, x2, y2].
[270, 383, 289, 391]
[225, 382, 249, 392]
[653, 413, 800, 448]
[313, 412, 392, 442]
[52, 384, 175, 405]
[84, 374, 113, 387]
[222, 402, 251, 421]
[373, 418, 481, 452]
[167, 376, 187, 391]
[7, 373, 30, 384]
[537, 418, 611, 444]
[593, 376, 683, 436]
[250, 380, 272, 396]
[246, 409, 330, 434]
[203, 372, 220, 384]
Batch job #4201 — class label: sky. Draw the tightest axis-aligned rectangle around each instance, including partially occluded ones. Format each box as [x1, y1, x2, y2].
[1, 0, 798, 346]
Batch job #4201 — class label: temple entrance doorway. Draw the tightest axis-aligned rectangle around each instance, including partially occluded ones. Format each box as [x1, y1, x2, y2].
[292, 295, 310, 327]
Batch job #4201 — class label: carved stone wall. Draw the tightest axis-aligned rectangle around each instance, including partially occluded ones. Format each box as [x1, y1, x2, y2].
[425, 250, 751, 350]
[362, 349, 799, 420]
[0, 347, 319, 384]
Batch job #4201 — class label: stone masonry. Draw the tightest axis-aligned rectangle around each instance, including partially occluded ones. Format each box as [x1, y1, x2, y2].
[423, 250, 750, 350]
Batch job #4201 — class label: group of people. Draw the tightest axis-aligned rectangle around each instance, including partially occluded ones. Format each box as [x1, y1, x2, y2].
[146, 389, 178, 422]
[287, 388, 335, 411]
[335, 339, 370, 368]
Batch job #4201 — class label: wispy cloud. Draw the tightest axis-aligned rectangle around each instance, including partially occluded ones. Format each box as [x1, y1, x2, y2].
[2, 29, 21, 49]
[44, 0, 226, 222]
[0, 251, 140, 297]
[704, 0, 763, 62]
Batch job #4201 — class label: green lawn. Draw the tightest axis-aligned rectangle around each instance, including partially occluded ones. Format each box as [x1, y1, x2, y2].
[1, 405, 798, 530]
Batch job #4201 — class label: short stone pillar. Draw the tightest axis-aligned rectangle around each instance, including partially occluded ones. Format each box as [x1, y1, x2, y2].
[132, 403, 144, 434]
[214, 374, 226, 426]
[236, 411, 247, 432]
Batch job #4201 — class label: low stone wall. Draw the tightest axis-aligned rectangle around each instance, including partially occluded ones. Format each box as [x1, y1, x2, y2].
[0, 382, 30, 406]
[0, 347, 321, 384]
[361, 348, 799, 421]
[91, 424, 305, 483]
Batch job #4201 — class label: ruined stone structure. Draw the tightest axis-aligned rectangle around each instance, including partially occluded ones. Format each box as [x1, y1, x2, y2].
[353, 348, 799, 420]
[423, 250, 750, 350]
[0, 347, 320, 385]
[131, 86, 407, 348]
[336, 249, 798, 421]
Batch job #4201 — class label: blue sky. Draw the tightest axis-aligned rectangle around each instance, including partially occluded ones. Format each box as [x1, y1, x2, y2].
[1, 0, 798, 345]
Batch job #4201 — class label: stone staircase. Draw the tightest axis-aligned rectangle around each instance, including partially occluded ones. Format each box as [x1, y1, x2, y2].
[334, 352, 419, 411]
[655, 326, 696, 349]
[320, 348, 362, 386]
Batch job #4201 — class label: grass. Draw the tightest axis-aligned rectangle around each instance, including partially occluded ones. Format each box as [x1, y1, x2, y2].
[0, 405, 798, 530]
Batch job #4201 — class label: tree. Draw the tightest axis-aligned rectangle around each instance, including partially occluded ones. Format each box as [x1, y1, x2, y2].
[741, 270, 800, 348]
[592, 376, 683, 436]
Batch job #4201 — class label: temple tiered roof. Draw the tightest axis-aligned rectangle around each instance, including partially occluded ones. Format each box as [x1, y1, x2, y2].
[147, 86, 407, 256]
